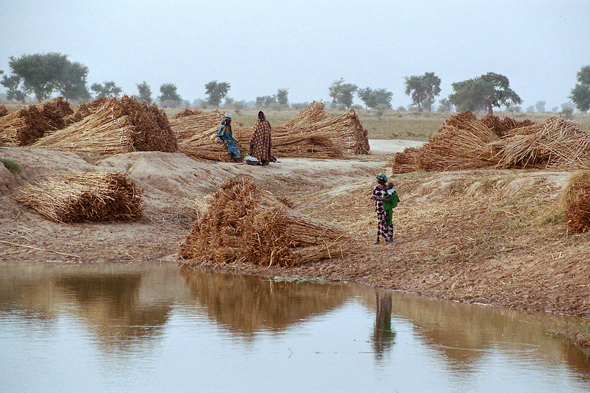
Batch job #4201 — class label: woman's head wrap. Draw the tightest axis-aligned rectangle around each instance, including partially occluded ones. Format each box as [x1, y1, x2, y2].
[376, 174, 388, 182]
[224, 113, 232, 119]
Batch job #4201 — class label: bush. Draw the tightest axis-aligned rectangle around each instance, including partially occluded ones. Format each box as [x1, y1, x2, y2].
[0, 157, 22, 173]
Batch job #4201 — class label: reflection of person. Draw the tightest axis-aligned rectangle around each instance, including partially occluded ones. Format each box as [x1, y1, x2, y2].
[215, 113, 242, 163]
[383, 182, 399, 227]
[372, 291, 395, 360]
[370, 174, 393, 244]
[250, 111, 272, 165]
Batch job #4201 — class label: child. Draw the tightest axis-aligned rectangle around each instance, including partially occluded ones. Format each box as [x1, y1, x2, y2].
[383, 182, 399, 227]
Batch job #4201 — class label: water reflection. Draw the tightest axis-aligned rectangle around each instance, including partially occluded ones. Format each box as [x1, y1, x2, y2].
[180, 269, 355, 336]
[1, 261, 590, 392]
[372, 292, 395, 360]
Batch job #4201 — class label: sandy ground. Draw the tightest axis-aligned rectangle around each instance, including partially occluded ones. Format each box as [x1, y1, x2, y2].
[2, 143, 590, 333]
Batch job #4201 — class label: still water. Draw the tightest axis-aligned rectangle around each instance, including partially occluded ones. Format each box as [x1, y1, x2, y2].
[1, 261, 590, 393]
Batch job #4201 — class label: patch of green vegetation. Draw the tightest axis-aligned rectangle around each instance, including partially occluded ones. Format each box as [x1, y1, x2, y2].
[0, 158, 22, 173]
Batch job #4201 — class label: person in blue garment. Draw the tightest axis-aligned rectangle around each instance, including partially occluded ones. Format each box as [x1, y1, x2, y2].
[215, 113, 242, 163]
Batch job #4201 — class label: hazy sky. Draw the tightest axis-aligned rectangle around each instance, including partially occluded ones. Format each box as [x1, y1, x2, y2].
[1, 0, 589, 110]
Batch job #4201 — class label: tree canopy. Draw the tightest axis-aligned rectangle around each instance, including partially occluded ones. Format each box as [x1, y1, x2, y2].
[404, 72, 441, 112]
[205, 80, 230, 107]
[90, 81, 122, 98]
[570, 65, 590, 113]
[329, 78, 357, 109]
[158, 83, 182, 106]
[136, 81, 153, 103]
[449, 72, 522, 115]
[1, 52, 90, 102]
[357, 87, 393, 109]
[277, 89, 289, 106]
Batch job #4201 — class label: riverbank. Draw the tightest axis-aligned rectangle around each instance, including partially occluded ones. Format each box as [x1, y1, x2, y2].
[1, 145, 590, 332]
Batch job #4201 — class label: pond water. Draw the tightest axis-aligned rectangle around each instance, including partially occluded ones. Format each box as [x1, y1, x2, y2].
[1, 261, 590, 393]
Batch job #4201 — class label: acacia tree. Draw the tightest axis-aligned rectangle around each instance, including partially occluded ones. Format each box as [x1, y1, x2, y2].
[55, 61, 91, 102]
[136, 81, 152, 103]
[570, 65, 590, 113]
[158, 83, 182, 107]
[91, 81, 122, 98]
[358, 87, 393, 109]
[449, 72, 522, 115]
[277, 88, 289, 106]
[1, 52, 90, 102]
[329, 78, 357, 109]
[404, 72, 441, 112]
[205, 80, 230, 107]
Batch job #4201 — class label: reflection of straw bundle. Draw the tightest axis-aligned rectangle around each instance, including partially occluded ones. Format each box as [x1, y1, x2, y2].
[17, 172, 142, 223]
[393, 113, 590, 173]
[179, 177, 351, 267]
[0, 97, 73, 146]
[34, 96, 178, 154]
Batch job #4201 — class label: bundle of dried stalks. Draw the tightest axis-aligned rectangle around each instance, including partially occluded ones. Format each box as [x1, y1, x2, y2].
[565, 184, 590, 232]
[179, 123, 249, 162]
[34, 96, 178, 154]
[417, 120, 501, 171]
[0, 105, 8, 117]
[64, 102, 92, 126]
[271, 125, 344, 158]
[391, 146, 421, 174]
[442, 111, 477, 129]
[0, 97, 73, 146]
[284, 101, 329, 128]
[169, 109, 223, 141]
[284, 102, 370, 154]
[17, 172, 142, 223]
[171, 108, 203, 119]
[558, 170, 590, 210]
[496, 117, 590, 169]
[179, 177, 352, 267]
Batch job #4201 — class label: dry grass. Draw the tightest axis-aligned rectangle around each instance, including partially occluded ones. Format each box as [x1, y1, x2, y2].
[17, 172, 143, 223]
[179, 177, 352, 267]
[34, 96, 178, 154]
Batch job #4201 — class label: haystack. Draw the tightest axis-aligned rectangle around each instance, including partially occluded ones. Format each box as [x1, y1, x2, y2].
[169, 109, 224, 141]
[284, 102, 370, 155]
[17, 172, 142, 223]
[0, 104, 8, 117]
[271, 126, 344, 159]
[178, 122, 250, 162]
[34, 96, 178, 154]
[495, 117, 590, 169]
[0, 97, 73, 146]
[179, 177, 352, 267]
[392, 112, 590, 173]
[560, 171, 590, 232]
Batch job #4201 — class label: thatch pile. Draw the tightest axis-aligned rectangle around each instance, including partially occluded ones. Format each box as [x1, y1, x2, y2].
[17, 172, 142, 223]
[169, 109, 223, 141]
[34, 96, 178, 154]
[495, 117, 590, 169]
[0, 104, 8, 117]
[284, 101, 370, 155]
[179, 177, 352, 267]
[392, 112, 590, 173]
[0, 97, 74, 146]
[559, 171, 590, 232]
[270, 126, 344, 158]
